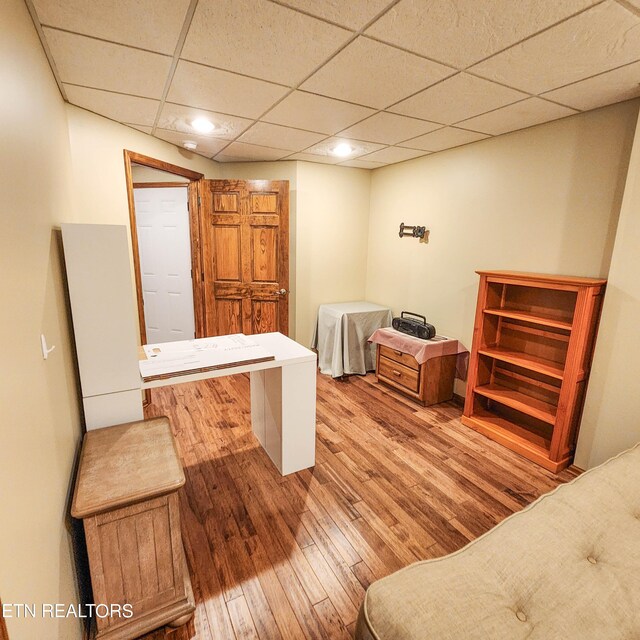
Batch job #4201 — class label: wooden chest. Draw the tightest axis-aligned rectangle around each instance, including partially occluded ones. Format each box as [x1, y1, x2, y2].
[376, 344, 457, 406]
[72, 417, 194, 639]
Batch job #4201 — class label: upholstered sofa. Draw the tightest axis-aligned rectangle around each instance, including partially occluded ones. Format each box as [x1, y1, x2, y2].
[355, 443, 640, 640]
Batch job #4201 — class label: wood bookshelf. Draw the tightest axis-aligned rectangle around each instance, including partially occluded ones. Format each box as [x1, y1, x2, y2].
[462, 271, 606, 472]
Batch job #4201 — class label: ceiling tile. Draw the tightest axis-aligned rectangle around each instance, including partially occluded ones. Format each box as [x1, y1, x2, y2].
[303, 137, 385, 159]
[63, 84, 159, 125]
[301, 36, 454, 109]
[237, 122, 326, 152]
[276, 0, 394, 29]
[263, 91, 375, 134]
[338, 112, 442, 144]
[286, 152, 343, 164]
[366, 0, 599, 68]
[158, 103, 253, 140]
[390, 73, 527, 124]
[42, 28, 171, 98]
[470, 1, 640, 94]
[167, 60, 288, 120]
[338, 159, 388, 169]
[542, 61, 640, 110]
[359, 146, 429, 163]
[458, 98, 577, 135]
[400, 127, 489, 151]
[181, 0, 350, 85]
[154, 129, 229, 157]
[215, 142, 291, 162]
[32, 0, 191, 55]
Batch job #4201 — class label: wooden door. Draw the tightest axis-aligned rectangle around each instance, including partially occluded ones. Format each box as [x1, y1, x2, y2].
[201, 179, 289, 336]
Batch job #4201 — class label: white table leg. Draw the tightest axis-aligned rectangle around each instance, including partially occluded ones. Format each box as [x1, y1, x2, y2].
[281, 361, 316, 475]
[250, 369, 268, 449]
[250, 362, 316, 475]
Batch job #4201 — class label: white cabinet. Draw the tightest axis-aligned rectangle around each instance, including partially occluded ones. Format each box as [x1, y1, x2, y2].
[61, 224, 143, 430]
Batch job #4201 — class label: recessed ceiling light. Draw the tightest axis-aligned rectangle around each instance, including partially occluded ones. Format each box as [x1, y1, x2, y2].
[332, 142, 354, 157]
[183, 141, 197, 151]
[191, 117, 215, 134]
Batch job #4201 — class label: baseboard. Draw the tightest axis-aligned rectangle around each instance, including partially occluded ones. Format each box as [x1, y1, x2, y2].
[451, 392, 465, 407]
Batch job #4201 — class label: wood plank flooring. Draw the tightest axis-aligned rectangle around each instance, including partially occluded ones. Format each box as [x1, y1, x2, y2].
[141, 373, 578, 640]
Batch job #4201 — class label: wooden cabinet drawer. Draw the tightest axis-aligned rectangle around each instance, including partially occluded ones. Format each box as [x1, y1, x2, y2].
[378, 356, 420, 393]
[378, 345, 419, 370]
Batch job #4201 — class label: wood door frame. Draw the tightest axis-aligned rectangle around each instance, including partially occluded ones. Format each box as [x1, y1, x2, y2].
[132, 181, 192, 189]
[0, 599, 8, 640]
[274, 182, 290, 334]
[123, 150, 205, 344]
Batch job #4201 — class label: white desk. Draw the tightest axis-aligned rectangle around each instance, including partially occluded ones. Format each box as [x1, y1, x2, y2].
[142, 332, 317, 476]
[62, 225, 316, 475]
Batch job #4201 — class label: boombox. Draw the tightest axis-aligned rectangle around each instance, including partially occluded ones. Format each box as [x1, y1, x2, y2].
[392, 311, 436, 340]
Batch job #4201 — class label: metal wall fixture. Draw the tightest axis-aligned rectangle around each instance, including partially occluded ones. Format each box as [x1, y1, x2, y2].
[399, 222, 429, 243]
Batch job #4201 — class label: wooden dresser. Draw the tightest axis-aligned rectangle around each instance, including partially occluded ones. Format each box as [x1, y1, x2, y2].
[376, 344, 458, 406]
[462, 270, 606, 472]
[72, 417, 194, 640]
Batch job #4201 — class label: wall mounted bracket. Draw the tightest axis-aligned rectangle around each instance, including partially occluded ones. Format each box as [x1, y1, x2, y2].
[399, 222, 429, 243]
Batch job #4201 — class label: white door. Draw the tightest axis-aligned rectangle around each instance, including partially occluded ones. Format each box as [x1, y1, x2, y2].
[134, 186, 195, 343]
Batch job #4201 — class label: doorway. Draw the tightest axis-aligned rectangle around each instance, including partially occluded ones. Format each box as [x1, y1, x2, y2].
[133, 183, 194, 343]
[123, 150, 205, 346]
[124, 152, 292, 346]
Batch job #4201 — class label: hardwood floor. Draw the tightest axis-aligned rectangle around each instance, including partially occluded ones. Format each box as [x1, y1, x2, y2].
[141, 372, 578, 640]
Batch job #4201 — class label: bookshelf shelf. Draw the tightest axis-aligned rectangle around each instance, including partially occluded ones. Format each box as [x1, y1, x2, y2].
[474, 383, 557, 425]
[478, 347, 565, 380]
[484, 307, 573, 331]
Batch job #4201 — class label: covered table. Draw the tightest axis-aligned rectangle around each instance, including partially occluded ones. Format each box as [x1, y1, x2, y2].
[312, 301, 392, 377]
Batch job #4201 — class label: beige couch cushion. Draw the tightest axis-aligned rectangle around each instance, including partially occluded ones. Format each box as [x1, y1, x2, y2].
[357, 443, 640, 640]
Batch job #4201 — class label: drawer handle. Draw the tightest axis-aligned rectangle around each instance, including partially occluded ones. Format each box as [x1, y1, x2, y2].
[392, 370, 401, 377]
[393, 350, 403, 356]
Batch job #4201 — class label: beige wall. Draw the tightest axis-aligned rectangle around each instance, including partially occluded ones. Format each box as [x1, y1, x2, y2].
[0, 1, 81, 638]
[575, 108, 640, 468]
[0, 6, 223, 637]
[217, 159, 297, 183]
[66, 106, 219, 228]
[295, 162, 371, 346]
[366, 101, 638, 396]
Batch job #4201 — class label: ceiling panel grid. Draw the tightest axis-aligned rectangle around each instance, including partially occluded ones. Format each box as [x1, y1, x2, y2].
[27, 0, 640, 166]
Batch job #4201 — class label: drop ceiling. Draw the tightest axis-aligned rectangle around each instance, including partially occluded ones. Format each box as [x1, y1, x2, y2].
[27, 0, 640, 168]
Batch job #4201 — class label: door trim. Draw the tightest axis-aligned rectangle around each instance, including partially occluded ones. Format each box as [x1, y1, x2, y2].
[133, 181, 191, 189]
[0, 599, 9, 640]
[123, 151, 205, 344]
